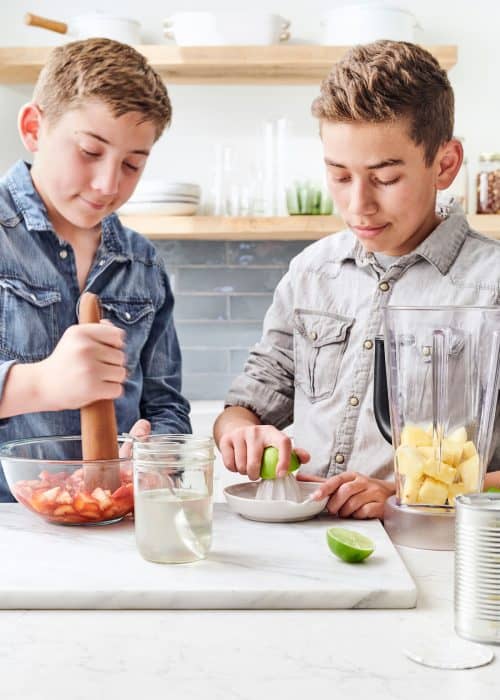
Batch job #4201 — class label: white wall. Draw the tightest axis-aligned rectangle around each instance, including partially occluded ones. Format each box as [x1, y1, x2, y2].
[0, 0, 499, 209]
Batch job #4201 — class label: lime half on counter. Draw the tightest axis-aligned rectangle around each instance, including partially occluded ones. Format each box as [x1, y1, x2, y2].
[326, 527, 375, 563]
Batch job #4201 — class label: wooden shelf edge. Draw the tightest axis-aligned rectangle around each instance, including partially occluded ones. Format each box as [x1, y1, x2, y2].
[118, 214, 500, 241]
[0, 45, 457, 84]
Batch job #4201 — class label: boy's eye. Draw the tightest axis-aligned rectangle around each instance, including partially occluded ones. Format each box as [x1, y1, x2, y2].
[377, 176, 401, 186]
[81, 149, 100, 157]
[124, 162, 140, 172]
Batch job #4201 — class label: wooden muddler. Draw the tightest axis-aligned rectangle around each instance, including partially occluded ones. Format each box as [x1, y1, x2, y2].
[79, 292, 121, 494]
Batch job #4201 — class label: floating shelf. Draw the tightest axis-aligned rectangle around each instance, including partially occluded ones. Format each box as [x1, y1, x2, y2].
[0, 45, 457, 84]
[118, 214, 500, 241]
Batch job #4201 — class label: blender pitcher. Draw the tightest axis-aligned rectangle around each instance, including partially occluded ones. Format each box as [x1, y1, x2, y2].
[374, 306, 500, 549]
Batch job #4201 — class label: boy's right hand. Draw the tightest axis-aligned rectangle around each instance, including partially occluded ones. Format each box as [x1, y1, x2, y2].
[36, 321, 127, 411]
[219, 424, 310, 481]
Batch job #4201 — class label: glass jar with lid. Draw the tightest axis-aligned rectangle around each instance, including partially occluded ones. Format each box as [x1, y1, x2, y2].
[476, 153, 500, 214]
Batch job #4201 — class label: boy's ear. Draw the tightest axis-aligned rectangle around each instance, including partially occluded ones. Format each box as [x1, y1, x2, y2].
[435, 139, 463, 191]
[18, 103, 43, 153]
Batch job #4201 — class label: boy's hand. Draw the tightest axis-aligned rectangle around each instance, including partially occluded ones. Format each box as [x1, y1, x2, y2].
[119, 419, 151, 458]
[37, 321, 127, 411]
[219, 424, 310, 481]
[297, 471, 395, 519]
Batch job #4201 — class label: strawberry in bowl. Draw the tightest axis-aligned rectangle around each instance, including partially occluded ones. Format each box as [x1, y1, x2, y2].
[0, 436, 134, 525]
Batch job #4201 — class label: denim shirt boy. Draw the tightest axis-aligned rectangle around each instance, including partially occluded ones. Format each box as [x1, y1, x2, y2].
[0, 160, 191, 501]
[226, 205, 500, 481]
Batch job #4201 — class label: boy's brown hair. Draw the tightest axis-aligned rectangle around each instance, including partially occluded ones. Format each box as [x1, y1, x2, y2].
[311, 40, 454, 166]
[33, 38, 171, 140]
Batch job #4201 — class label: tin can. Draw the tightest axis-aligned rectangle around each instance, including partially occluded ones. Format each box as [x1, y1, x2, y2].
[455, 493, 500, 644]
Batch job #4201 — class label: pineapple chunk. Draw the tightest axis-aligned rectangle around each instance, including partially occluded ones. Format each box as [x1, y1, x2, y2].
[401, 475, 424, 505]
[448, 426, 468, 444]
[459, 454, 480, 492]
[462, 441, 478, 461]
[435, 439, 463, 467]
[418, 446, 435, 460]
[423, 459, 457, 485]
[448, 482, 467, 506]
[396, 446, 426, 479]
[401, 425, 433, 447]
[418, 477, 448, 506]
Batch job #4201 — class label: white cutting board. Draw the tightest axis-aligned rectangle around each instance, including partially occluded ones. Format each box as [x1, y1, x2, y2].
[0, 504, 416, 609]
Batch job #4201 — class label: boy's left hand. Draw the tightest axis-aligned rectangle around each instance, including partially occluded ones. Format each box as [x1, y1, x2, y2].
[119, 419, 151, 457]
[297, 471, 395, 520]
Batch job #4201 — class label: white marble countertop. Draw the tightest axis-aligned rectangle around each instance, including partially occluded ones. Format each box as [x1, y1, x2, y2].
[1, 509, 498, 699]
[1, 401, 498, 698]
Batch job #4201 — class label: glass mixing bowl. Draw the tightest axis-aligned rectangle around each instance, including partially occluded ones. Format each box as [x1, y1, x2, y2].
[0, 436, 133, 525]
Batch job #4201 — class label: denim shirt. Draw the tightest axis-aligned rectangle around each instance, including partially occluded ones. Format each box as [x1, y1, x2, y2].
[226, 205, 500, 481]
[0, 160, 191, 501]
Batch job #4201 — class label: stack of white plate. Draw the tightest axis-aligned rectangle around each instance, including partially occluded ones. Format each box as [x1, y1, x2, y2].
[119, 180, 201, 216]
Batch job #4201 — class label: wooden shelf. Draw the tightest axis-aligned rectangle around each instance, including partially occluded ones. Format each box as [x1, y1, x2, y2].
[118, 214, 500, 241]
[0, 45, 457, 84]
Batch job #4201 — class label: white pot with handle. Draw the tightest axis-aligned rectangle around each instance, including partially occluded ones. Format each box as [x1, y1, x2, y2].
[25, 11, 142, 45]
[322, 3, 420, 45]
[163, 12, 291, 46]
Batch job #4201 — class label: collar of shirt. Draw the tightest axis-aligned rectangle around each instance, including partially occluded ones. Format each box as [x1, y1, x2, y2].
[4, 160, 127, 257]
[330, 203, 470, 276]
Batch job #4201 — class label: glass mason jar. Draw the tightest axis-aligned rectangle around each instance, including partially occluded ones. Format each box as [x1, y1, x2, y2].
[476, 153, 500, 213]
[133, 435, 214, 564]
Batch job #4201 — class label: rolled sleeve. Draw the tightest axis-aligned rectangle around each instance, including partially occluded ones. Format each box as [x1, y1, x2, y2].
[225, 272, 295, 430]
[0, 360, 17, 426]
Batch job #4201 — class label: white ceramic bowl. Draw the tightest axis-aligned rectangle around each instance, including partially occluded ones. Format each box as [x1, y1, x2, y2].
[322, 4, 419, 44]
[164, 12, 291, 46]
[223, 481, 328, 523]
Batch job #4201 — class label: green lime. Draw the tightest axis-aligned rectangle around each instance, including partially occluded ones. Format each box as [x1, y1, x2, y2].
[260, 446, 300, 480]
[487, 487, 500, 493]
[326, 527, 375, 563]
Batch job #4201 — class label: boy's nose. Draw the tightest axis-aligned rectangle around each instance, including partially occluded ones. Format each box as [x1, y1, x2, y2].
[348, 182, 378, 216]
[92, 165, 120, 196]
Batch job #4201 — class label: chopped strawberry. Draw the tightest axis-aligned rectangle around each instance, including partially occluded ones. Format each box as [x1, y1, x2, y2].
[53, 505, 76, 516]
[55, 489, 72, 505]
[91, 487, 112, 511]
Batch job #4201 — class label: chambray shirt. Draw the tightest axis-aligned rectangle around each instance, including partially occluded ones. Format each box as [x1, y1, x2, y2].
[226, 205, 500, 480]
[0, 160, 191, 502]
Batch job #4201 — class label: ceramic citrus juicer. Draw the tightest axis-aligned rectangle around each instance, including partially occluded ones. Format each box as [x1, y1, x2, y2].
[224, 446, 329, 522]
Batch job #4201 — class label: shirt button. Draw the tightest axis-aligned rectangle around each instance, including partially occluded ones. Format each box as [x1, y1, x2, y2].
[335, 453, 345, 465]
[422, 345, 432, 357]
[30, 293, 36, 301]
[349, 396, 359, 407]
[363, 339, 373, 350]
[125, 312, 131, 321]
[99, 259, 106, 267]
[379, 281, 390, 292]
[59, 249, 68, 259]
[309, 331, 318, 341]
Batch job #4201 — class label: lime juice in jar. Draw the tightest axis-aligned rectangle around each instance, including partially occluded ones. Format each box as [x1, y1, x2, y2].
[133, 436, 214, 564]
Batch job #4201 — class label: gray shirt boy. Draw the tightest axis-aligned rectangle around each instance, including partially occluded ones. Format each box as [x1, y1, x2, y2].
[225, 208, 500, 480]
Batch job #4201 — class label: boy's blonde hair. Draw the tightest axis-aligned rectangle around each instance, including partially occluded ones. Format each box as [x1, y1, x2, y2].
[33, 38, 171, 140]
[312, 40, 454, 166]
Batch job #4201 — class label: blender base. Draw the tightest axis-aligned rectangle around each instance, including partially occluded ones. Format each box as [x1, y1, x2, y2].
[383, 495, 455, 550]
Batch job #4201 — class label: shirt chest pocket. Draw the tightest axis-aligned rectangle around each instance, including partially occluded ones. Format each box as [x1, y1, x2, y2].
[0, 279, 61, 362]
[100, 298, 155, 371]
[293, 309, 354, 402]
